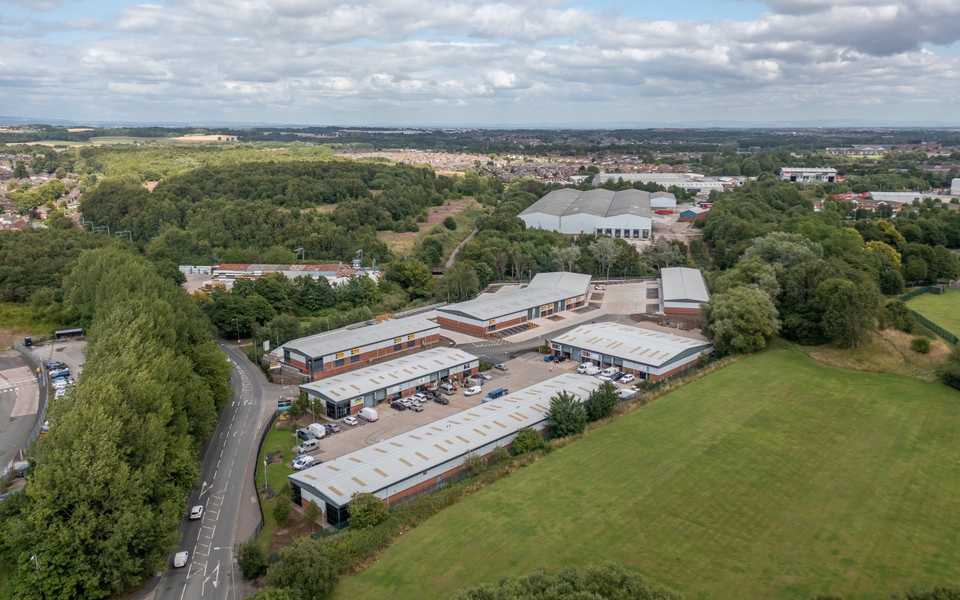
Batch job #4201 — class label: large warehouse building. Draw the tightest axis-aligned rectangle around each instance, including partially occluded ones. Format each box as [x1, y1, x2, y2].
[289, 373, 600, 525]
[660, 267, 710, 315]
[298, 347, 479, 419]
[283, 317, 441, 381]
[549, 322, 713, 381]
[519, 188, 672, 238]
[436, 272, 592, 336]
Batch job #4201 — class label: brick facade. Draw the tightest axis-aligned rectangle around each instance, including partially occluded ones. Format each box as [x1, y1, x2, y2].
[299, 333, 441, 381]
[663, 306, 702, 315]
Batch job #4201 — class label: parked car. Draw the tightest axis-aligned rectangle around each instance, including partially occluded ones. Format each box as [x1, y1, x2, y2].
[391, 401, 406, 411]
[292, 455, 318, 470]
[597, 374, 612, 381]
[556, 356, 566, 363]
[189, 505, 204, 520]
[173, 551, 189, 568]
[411, 393, 427, 402]
[325, 423, 340, 434]
[612, 372, 626, 382]
[296, 439, 319, 454]
[46, 361, 67, 370]
[439, 383, 456, 395]
[409, 403, 423, 412]
[478, 372, 492, 380]
[49, 369, 70, 380]
[494, 363, 508, 371]
[577, 362, 592, 374]
[307, 423, 327, 439]
[464, 386, 482, 396]
[297, 428, 317, 442]
[544, 354, 555, 362]
[424, 391, 436, 400]
[619, 374, 635, 384]
[434, 396, 449, 405]
[594, 284, 606, 290]
[343, 416, 358, 426]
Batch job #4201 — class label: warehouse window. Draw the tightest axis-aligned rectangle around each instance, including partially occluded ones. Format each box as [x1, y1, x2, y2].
[335, 358, 344, 367]
[394, 343, 402, 351]
[351, 355, 360, 363]
[407, 340, 416, 348]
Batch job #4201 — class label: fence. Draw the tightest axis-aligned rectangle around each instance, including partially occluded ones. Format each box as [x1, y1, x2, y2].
[1, 343, 48, 486]
[249, 410, 281, 541]
[899, 285, 936, 302]
[899, 283, 960, 345]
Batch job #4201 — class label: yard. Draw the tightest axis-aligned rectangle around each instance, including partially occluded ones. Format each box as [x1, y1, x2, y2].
[335, 347, 960, 600]
[906, 288, 960, 338]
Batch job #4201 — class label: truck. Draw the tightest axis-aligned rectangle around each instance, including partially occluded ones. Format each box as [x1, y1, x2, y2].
[484, 388, 509, 402]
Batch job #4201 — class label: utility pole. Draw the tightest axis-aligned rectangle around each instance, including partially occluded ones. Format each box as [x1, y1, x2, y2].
[235, 317, 240, 344]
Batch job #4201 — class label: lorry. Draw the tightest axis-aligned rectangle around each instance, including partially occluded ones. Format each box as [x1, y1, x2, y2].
[484, 388, 509, 402]
[358, 407, 378, 422]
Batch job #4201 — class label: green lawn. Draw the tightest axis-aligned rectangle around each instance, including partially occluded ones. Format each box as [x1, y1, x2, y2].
[256, 419, 299, 545]
[335, 348, 960, 600]
[907, 288, 960, 338]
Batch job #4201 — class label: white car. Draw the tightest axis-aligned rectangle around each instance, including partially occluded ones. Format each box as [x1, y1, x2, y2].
[189, 505, 203, 520]
[464, 386, 482, 396]
[597, 375, 612, 381]
[478, 373, 492, 380]
[594, 284, 606, 290]
[619, 374, 635, 384]
[173, 551, 189, 568]
[344, 416, 358, 426]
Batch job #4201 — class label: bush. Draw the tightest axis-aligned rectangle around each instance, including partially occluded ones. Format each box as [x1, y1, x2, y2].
[304, 500, 321, 526]
[443, 216, 457, 230]
[512, 427, 546, 455]
[940, 346, 960, 391]
[348, 492, 389, 529]
[272, 497, 291, 525]
[461, 452, 488, 477]
[911, 336, 931, 354]
[584, 381, 618, 423]
[489, 446, 510, 465]
[547, 391, 587, 438]
[265, 537, 338, 600]
[236, 539, 268, 580]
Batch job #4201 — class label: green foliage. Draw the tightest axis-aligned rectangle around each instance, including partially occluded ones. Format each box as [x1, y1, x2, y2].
[265, 537, 339, 600]
[443, 216, 458, 230]
[512, 427, 547, 455]
[815, 277, 883, 348]
[385, 259, 433, 298]
[584, 381, 619, 422]
[273, 488, 292, 525]
[452, 562, 682, 600]
[348, 492, 389, 529]
[641, 239, 686, 269]
[489, 446, 510, 465]
[304, 500, 321, 527]
[889, 586, 960, 600]
[12, 161, 28, 179]
[0, 228, 110, 303]
[939, 346, 960, 391]
[461, 453, 488, 478]
[250, 588, 297, 600]
[911, 337, 931, 354]
[237, 539, 269, 580]
[703, 285, 780, 355]
[436, 262, 479, 302]
[881, 300, 914, 333]
[547, 391, 588, 438]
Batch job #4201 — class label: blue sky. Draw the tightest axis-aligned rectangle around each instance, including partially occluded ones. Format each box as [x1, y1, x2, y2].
[1, 0, 959, 126]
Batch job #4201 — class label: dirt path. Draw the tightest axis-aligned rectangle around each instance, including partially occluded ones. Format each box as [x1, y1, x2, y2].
[445, 228, 478, 268]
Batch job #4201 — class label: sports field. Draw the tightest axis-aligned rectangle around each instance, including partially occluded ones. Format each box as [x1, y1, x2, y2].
[907, 288, 960, 338]
[335, 348, 960, 600]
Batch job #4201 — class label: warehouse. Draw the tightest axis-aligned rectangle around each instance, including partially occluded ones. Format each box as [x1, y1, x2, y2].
[519, 188, 671, 238]
[436, 272, 592, 336]
[550, 322, 713, 381]
[298, 347, 479, 419]
[778, 167, 836, 183]
[283, 317, 440, 381]
[289, 373, 600, 525]
[660, 267, 710, 314]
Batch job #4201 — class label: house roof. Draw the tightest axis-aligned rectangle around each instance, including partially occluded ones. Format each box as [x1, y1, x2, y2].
[299, 347, 478, 401]
[660, 267, 710, 303]
[290, 373, 600, 506]
[551, 322, 712, 368]
[284, 317, 438, 360]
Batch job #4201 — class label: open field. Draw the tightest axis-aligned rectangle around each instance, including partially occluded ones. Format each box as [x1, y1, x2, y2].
[907, 288, 960, 338]
[336, 348, 960, 600]
[379, 199, 486, 257]
[796, 328, 950, 382]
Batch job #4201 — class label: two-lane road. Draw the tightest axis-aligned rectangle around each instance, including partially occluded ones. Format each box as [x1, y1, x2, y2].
[154, 342, 276, 600]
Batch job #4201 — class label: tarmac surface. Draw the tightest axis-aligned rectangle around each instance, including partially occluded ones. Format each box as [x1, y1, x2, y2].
[0, 349, 42, 485]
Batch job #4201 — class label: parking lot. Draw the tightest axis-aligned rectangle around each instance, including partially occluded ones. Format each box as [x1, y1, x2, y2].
[295, 350, 581, 464]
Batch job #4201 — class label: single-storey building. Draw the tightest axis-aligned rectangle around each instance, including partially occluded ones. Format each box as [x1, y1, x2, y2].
[779, 168, 836, 183]
[289, 372, 600, 525]
[678, 206, 707, 222]
[660, 267, 710, 315]
[519, 188, 669, 239]
[549, 322, 713, 381]
[298, 347, 479, 419]
[283, 317, 441, 381]
[436, 272, 592, 336]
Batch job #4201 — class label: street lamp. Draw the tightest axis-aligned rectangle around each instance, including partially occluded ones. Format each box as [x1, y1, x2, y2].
[235, 317, 240, 344]
[212, 546, 237, 600]
[263, 458, 269, 493]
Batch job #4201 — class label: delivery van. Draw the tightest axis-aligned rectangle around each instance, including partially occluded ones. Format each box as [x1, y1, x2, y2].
[358, 407, 378, 422]
[307, 423, 327, 439]
[439, 383, 455, 395]
[296, 438, 319, 454]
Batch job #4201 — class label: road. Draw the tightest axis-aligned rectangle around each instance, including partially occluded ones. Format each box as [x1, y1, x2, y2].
[154, 342, 274, 600]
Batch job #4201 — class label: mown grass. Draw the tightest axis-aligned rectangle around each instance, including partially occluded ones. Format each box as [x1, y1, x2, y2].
[336, 347, 960, 600]
[255, 417, 299, 547]
[907, 288, 960, 339]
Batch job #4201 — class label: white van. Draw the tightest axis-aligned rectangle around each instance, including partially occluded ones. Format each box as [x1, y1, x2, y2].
[600, 366, 619, 378]
[581, 364, 600, 376]
[296, 438, 319, 454]
[439, 383, 455, 395]
[307, 423, 327, 439]
[358, 407, 378, 422]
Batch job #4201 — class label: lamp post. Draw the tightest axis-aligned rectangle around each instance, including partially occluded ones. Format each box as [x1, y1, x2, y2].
[31, 554, 43, 599]
[235, 317, 240, 344]
[263, 458, 269, 493]
[213, 546, 237, 600]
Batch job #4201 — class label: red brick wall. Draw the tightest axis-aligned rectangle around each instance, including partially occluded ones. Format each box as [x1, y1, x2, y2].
[307, 333, 441, 381]
[664, 306, 701, 315]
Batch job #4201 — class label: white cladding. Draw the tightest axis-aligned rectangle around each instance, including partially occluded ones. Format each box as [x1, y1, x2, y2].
[519, 188, 660, 238]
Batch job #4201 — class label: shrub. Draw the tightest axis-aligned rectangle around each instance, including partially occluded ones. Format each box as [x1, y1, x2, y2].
[911, 336, 931, 354]
[584, 381, 618, 422]
[303, 500, 321, 527]
[443, 216, 457, 230]
[348, 492, 389, 529]
[265, 537, 338, 600]
[512, 427, 546, 455]
[272, 497, 291, 525]
[547, 391, 587, 438]
[461, 452, 488, 477]
[236, 539, 268, 580]
[489, 446, 510, 465]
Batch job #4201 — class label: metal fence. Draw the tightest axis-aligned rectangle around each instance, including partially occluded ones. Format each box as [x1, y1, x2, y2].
[899, 285, 936, 302]
[1, 343, 48, 485]
[394, 302, 447, 319]
[249, 411, 281, 541]
[909, 311, 960, 345]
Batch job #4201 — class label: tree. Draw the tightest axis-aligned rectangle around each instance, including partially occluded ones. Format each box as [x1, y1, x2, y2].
[420, 236, 445, 266]
[437, 262, 479, 302]
[348, 492, 389, 529]
[640, 239, 684, 270]
[237, 539, 269, 580]
[703, 285, 780, 356]
[512, 427, 546, 454]
[273, 494, 291, 525]
[250, 589, 296, 600]
[386, 258, 433, 298]
[304, 500, 321, 529]
[741, 231, 823, 269]
[550, 246, 580, 272]
[511, 247, 530, 279]
[589, 237, 621, 278]
[584, 381, 619, 422]
[461, 452, 488, 477]
[443, 216, 457, 230]
[547, 391, 587, 438]
[493, 250, 509, 280]
[815, 278, 882, 348]
[265, 537, 338, 600]
[12, 161, 28, 179]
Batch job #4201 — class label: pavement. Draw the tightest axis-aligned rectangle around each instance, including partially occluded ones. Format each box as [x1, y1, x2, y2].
[0, 349, 42, 486]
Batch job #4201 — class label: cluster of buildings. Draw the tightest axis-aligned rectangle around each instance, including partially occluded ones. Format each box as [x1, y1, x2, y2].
[778, 167, 837, 183]
[180, 261, 378, 290]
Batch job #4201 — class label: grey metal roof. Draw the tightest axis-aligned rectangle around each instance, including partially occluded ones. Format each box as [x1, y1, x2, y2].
[660, 267, 710, 303]
[437, 287, 585, 321]
[283, 317, 438, 360]
[520, 188, 664, 219]
[299, 347, 478, 401]
[527, 271, 592, 295]
[290, 373, 600, 506]
[551, 322, 712, 368]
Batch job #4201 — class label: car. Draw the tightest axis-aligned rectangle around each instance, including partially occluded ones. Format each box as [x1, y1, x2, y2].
[325, 423, 340, 434]
[343, 416, 358, 426]
[594, 284, 606, 290]
[464, 385, 482, 396]
[612, 372, 626, 382]
[411, 393, 426, 402]
[173, 551, 189, 568]
[597, 374, 612, 381]
[45, 361, 67, 370]
[494, 363, 508, 371]
[556, 355, 567, 363]
[433, 396, 449, 405]
[49, 369, 70, 380]
[189, 505, 203, 520]
[292, 455, 319, 470]
[409, 403, 423, 412]
[391, 401, 406, 411]
[400, 398, 414, 407]
[424, 391, 436, 399]
[297, 428, 317, 442]
[544, 354, 555, 362]
[619, 374, 635, 384]
[478, 372, 492, 380]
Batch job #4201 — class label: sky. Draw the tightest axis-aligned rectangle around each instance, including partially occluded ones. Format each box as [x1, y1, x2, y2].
[1, 0, 960, 127]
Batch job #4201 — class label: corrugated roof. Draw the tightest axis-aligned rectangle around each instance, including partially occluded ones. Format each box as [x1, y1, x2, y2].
[299, 347, 478, 400]
[520, 188, 664, 219]
[551, 322, 711, 368]
[290, 373, 600, 506]
[437, 272, 590, 321]
[526, 271, 592, 294]
[284, 317, 438, 360]
[660, 267, 710, 303]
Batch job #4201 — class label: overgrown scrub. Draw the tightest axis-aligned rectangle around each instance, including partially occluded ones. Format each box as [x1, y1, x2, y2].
[911, 336, 931, 354]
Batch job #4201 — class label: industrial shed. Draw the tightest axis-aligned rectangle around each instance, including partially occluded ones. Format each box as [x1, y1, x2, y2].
[283, 317, 440, 381]
[298, 347, 479, 419]
[519, 188, 672, 238]
[549, 322, 713, 381]
[660, 267, 710, 314]
[289, 373, 600, 525]
[436, 272, 592, 336]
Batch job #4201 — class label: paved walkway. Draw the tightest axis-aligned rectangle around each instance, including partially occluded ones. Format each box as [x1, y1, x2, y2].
[445, 228, 478, 268]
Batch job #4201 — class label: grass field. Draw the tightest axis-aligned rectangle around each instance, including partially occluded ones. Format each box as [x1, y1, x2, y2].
[335, 348, 960, 600]
[907, 288, 960, 338]
[379, 199, 487, 257]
